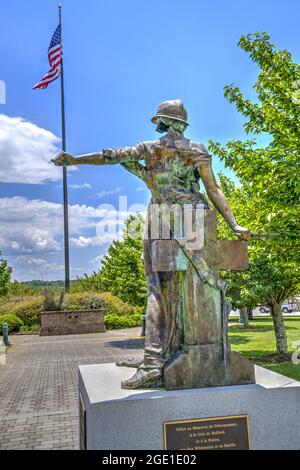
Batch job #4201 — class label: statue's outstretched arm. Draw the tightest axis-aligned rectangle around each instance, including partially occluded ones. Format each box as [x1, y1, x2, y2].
[52, 151, 108, 166]
[198, 163, 251, 240]
[52, 144, 146, 167]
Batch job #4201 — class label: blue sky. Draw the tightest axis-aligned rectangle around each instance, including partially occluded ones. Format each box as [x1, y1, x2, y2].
[0, 0, 299, 281]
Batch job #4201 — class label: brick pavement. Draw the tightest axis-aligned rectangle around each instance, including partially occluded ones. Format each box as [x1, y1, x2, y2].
[0, 328, 144, 449]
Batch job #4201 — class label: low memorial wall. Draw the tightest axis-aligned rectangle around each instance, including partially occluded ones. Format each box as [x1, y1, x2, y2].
[40, 310, 106, 336]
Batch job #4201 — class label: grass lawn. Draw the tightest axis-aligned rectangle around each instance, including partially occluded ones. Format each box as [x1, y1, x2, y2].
[228, 317, 300, 382]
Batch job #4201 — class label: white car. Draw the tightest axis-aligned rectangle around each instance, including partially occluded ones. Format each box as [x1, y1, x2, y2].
[281, 303, 297, 313]
[258, 306, 270, 314]
[259, 303, 297, 314]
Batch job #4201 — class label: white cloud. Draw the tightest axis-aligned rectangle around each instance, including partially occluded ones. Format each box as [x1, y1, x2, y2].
[68, 183, 93, 189]
[15, 256, 51, 266]
[12, 255, 82, 280]
[0, 195, 142, 280]
[0, 196, 128, 255]
[0, 197, 63, 255]
[136, 185, 146, 192]
[70, 232, 118, 248]
[89, 255, 104, 266]
[97, 187, 123, 198]
[70, 235, 100, 248]
[0, 114, 76, 184]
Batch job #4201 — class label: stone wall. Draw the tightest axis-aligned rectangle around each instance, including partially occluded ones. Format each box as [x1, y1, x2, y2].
[40, 309, 106, 336]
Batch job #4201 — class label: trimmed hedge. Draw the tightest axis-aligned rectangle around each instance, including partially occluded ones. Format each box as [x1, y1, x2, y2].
[65, 292, 106, 312]
[0, 297, 42, 327]
[0, 292, 142, 330]
[99, 292, 135, 316]
[104, 313, 142, 330]
[0, 314, 24, 332]
[19, 324, 40, 335]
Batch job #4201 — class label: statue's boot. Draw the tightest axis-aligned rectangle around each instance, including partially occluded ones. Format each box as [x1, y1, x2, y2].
[121, 368, 162, 389]
[116, 357, 143, 368]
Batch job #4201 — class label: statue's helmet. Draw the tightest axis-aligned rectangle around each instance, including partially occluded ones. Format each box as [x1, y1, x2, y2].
[151, 99, 189, 126]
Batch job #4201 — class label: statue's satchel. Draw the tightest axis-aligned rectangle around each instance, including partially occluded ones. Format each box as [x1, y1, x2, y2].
[151, 239, 249, 273]
[151, 240, 187, 272]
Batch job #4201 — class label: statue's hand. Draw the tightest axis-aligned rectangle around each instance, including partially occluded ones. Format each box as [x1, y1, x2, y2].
[233, 225, 251, 240]
[52, 151, 75, 166]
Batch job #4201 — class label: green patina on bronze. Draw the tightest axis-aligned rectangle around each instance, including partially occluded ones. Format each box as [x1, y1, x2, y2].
[53, 99, 255, 390]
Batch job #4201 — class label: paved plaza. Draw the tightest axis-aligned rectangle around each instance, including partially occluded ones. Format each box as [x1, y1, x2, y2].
[0, 328, 143, 449]
[1, 327, 299, 450]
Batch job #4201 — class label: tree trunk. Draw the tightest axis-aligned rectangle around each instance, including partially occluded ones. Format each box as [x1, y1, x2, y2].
[247, 307, 254, 320]
[270, 301, 288, 354]
[241, 306, 250, 328]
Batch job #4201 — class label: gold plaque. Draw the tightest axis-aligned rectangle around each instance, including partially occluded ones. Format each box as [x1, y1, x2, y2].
[163, 415, 250, 450]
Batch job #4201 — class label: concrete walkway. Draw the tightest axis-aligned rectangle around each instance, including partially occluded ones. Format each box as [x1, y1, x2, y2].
[0, 329, 298, 449]
[0, 328, 143, 449]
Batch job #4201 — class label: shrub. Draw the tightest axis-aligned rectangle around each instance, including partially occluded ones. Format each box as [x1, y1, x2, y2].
[0, 297, 42, 327]
[65, 292, 87, 310]
[0, 291, 142, 330]
[19, 324, 40, 335]
[0, 252, 12, 298]
[42, 289, 65, 312]
[104, 313, 142, 330]
[0, 314, 23, 332]
[42, 290, 105, 312]
[100, 292, 135, 316]
[133, 305, 146, 316]
[80, 294, 106, 311]
[67, 292, 133, 315]
[71, 274, 102, 293]
[65, 292, 104, 311]
[8, 281, 38, 298]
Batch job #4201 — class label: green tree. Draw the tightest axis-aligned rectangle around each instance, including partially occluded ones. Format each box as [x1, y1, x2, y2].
[216, 174, 255, 330]
[209, 33, 300, 355]
[217, 174, 299, 345]
[98, 214, 147, 307]
[0, 252, 12, 298]
[210, 33, 300, 353]
[75, 214, 147, 307]
[223, 271, 251, 329]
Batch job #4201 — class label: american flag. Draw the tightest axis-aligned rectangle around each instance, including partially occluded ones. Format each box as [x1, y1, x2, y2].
[33, 25, 62, 90]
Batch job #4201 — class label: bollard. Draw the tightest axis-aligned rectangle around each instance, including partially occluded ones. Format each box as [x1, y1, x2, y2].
[140, 314, 146, 337]
[2, 323, 10, 346]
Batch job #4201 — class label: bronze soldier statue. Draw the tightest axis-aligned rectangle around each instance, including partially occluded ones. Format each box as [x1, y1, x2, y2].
[53, 100, 255, 390]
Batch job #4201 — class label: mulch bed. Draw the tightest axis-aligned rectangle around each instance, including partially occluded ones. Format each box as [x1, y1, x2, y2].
[257, 352, 292, 363]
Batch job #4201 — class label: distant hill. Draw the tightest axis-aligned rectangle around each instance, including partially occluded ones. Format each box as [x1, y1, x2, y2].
[24, 280, 68, 289]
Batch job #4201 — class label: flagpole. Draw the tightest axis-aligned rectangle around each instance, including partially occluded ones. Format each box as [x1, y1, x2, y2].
[58, 4, 70, 292]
